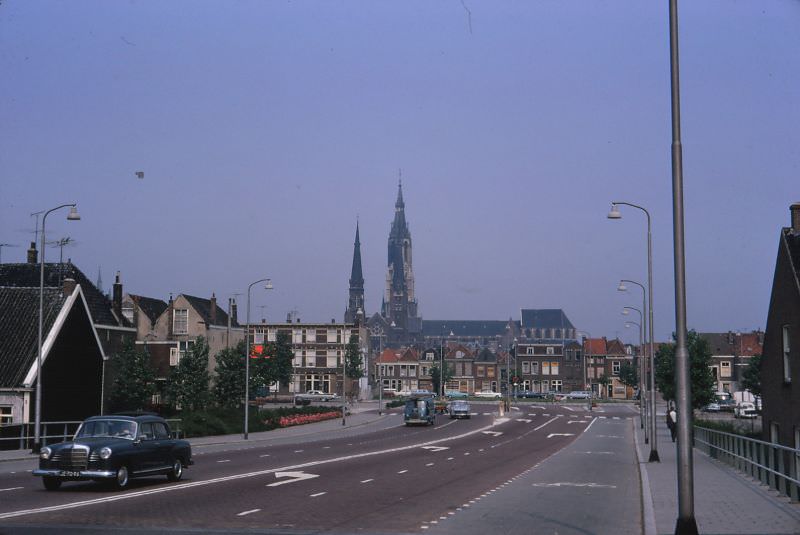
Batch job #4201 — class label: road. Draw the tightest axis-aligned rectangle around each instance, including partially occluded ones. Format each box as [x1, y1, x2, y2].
[0, 402, 641, 534]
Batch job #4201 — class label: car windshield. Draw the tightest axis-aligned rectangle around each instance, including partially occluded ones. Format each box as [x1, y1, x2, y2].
[452, 401, 469, 409]
[75, 419, 137, 440]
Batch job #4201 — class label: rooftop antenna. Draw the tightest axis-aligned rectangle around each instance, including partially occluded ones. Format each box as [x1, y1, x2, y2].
[30, 210, 45, 244]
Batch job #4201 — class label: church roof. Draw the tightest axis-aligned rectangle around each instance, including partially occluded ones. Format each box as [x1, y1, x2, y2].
[520, 309, 575, 330]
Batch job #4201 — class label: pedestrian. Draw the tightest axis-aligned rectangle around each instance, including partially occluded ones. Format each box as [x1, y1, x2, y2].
[666, 403, 677, 442]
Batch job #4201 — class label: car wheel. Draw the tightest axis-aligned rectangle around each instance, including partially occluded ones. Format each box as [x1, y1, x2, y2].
[42, 477, 62, 491]
[167, 458, 183, 482]
[112, 465, 130, 490]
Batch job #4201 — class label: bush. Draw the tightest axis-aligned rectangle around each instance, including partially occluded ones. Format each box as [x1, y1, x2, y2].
[695, 418, 760, 439]
[386, 400, 405, 408]
[175, 405, 344, 438]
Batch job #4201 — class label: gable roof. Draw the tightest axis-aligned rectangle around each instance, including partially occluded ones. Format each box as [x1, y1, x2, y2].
[584, 338, 608, 355]
[128, 294, 169, 323]
[605, 338, 628, 356]
[182, 294, 235, 327]
[0, 262, 131, 328]
[520, 309, 575, 330]
[377, 348, 419, 363]
[784, 227, 800, 298]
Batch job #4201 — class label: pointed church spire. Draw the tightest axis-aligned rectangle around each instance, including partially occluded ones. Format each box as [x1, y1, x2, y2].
[350, 221, 364, 287]
[344, 220, 365, 323]
[395, 175, 404, 210]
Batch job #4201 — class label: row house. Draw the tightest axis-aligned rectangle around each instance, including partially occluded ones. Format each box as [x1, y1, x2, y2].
[251, 320, 364, 397]
[514, 342, 571, 394]
[697, 331, 763, 394]
[584, 337, 635, 399]
[376, 348, 421, 394]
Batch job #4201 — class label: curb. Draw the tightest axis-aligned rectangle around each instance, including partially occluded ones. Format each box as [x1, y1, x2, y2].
[633, 414, 657, 535]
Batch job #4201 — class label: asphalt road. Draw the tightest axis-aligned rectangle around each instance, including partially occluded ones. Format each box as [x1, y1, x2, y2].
[0, 403, 640, 534]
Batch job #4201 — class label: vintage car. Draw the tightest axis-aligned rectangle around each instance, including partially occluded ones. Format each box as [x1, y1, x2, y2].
[33, 414, 193, 491]
[448, 400, 472, 419]
[473, 390, 502, 399]
[445, 390, 468, 399]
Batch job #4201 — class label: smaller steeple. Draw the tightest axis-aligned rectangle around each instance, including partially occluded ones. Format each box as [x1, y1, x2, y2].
[345, 220, 365, 323]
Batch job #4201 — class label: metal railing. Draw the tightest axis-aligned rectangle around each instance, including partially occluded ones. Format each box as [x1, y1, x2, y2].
[694, 426, 800, 502]
[0, 419, 183, 451]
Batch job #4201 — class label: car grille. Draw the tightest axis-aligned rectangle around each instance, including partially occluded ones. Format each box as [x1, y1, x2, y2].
[51, 445, 89, 470]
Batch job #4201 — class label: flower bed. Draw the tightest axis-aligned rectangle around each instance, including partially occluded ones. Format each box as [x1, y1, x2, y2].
[277, 411, 341, 427]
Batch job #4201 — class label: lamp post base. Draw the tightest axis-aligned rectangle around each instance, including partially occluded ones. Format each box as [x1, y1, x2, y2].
[648, 449, 660, 462]
[674, 517, 699, 535]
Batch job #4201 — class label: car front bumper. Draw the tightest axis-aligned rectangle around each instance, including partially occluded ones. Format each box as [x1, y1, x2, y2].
[33, 469, 116, 479]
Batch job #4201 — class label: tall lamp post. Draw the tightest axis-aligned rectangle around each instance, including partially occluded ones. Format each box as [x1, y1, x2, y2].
[34, 204, 80, 451]
[244, 278, 272, 440]
[619, 279, 649, 436]
[608, 201, 659, 463]
[623, 305, 648, 443]
[576, 330, 592, 412]
[370, 325, 384, 415]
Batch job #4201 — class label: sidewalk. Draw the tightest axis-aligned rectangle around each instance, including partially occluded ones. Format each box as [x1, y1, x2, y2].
[0, 402, 390, 463]
[636, 403, 800, 535]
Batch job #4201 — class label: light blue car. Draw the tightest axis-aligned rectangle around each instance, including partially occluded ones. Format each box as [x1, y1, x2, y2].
[445, 390, 468, 399]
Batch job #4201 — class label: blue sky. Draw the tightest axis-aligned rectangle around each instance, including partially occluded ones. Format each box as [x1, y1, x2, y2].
[1, 1, 798, 343]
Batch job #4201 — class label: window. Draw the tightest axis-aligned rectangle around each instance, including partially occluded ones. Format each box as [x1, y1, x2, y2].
[122, 305, 134, 323]
[526, 346, 534, 355]
[153, 422, 170, 439]
[531, 361, 539, 375]
[546, 346, 554, 355]
[720, 361, 731, 378]
[612, 361, 620, 375]
[522, 361, 530, 374]
[173, 308, 188, 334]
[542, 362, 550, 375]
[487, 367, 495, 378]
[783, 325, 791, 383]
[550, 362, 559, 375]
[551, 380, 562, 391]
[476, 365, 485, 377]
[0, 405, 11, 424]
[169, 347, 180, 366]
[425, 351, 435, 361]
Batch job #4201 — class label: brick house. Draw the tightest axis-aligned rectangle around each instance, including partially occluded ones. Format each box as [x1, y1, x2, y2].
[698, 331, 764, 394]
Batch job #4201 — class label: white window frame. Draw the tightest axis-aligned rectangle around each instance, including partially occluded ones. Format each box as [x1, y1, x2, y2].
[542, 362, 550, 375]
[720, 361, 731, 378]
[0, 405, 12, 424]
[173, 308, 188, 335]
[550, 362, 559, 375]
[169, 347, 180, 366]
[531, 361, 539, 375]
[546, 346, 554, 355]
[522, 361, 530, 374]
[612, 361, 621, 376]
[783, 325, 791, 383]
[527, 346, 534, 355]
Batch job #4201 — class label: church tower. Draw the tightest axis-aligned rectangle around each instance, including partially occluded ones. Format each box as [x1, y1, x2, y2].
[382, 181, 421, 344]
[344, 221, 365, 324]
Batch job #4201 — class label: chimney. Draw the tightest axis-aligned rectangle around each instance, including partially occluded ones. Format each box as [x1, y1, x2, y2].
[63, 277, 77, 296]
[112, 272, 123, 320]
[27, 242, 37, 264]
[791, 203, 800, 234]
[209, 293, 217, 325]
[167, 294, 174, 337]
[230, 299, 238, 326]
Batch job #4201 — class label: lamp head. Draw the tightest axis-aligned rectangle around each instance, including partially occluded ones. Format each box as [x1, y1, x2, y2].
[625, 322, 633, 328]
[264, 279, 273, 290]
[617, 281, 626, 292]
[607, 203, 621, 220]
[67, 206, 81, 221]
[622, 308, 629, 316]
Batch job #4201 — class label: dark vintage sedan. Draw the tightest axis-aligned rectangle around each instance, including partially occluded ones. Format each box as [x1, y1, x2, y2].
[33, 414, 193, 491]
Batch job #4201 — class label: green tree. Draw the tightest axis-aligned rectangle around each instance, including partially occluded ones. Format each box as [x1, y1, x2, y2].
[259, 331, 294, 397]
[739, 354, 762, 398]
[617, 361, 639, 398]
[654, 330, 716, 409]
[344, 335, 363, 398]
[213, 340, 247, 408]
[429, 359, 454, 395]
[109, 340, 155, 412]
[166, 337, 210, 411]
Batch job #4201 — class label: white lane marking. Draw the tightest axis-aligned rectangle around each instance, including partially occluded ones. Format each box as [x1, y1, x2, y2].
[516, 418, 532, 423]
[482, 431, 503, 437]
[563, 406, 576, 412]
[217, 460, 231, 463]
[464, 452, 470, 456]
[568, 420, 586, 424]
[259, 454, 270, 458]
[267, 471, 320, 487]
[360, 479, 373, 483]
[579, 451, 615, 455]
[421, 446, 449, 452]
[482, 413, 491, 416]
[531, 482, 617, 488]
[543, 413, 550, 416]
[447, 457, 454, 461]
[547, 433, 575, 439]
[0, 419, 502, 520]
[397, 469, 408, 474]
[533, 416, 560, 431]
[0, 487, 23, 492]
[323, 446, 330, 449]
[294, 450, 304, 453]
[421, 526, 429, 530]
[426, 462, 434, 466]
[237, 509, 261, 516]
[597, 435, 622, 438]
[310, 492, 327, 497]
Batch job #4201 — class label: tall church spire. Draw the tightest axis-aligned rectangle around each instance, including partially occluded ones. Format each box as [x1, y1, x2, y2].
[345, 221, 365, 324]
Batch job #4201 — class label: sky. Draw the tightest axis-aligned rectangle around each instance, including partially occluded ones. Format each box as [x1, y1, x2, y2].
[1, 1, 798, 345]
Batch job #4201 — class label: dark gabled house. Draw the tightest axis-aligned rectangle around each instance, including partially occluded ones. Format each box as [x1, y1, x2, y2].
[520, 308, 577, 342]
[122, 293, 169, 339]
[0, 280, 106, 427]
[698, 331, 764, 394]
[761, 203, 800, 449]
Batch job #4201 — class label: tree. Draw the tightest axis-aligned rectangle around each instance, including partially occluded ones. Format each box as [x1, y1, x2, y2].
[166, 337, 210, 412]
[617, 361, 639, 399]
[429, 360, 454, 395]
[654, 330, 716, 409]
[739, 354, 762, 399]
[260, 331, 294, 397]
[344, 335, 363, 398]
[213, 341, 247, 408]
[109, 340, 155, 412]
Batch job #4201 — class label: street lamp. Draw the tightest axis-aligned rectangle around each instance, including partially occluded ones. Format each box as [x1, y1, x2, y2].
[244, 278, 272, 440]
[623, 305, 648, 442]
[34, 204, 80, 451]
[370, 325, 384, 415]
[576, 330, 592, 411]
[619, 279, 649, 436]
[608, 201, 659, 463]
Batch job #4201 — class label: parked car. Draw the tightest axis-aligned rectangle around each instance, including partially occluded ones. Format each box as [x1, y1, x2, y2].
[294, 390, 339, 404]
[718, 399, 736, 412]
[566, 391, 592, 400]
[445, 390, 468, 399]
[448, 400, 472, 419]
[734, 402, 758, 419]
[473, 391, 502, 399]
[701, 402, 721, 412]
[547, 391, 566, 401]
[33, 414, 192, 491]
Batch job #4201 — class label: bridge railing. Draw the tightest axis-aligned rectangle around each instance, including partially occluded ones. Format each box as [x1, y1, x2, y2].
[0, 419, 183, 451]
[694, 425, 800, 502]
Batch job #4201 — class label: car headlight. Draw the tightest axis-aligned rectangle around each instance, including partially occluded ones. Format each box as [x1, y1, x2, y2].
[39, 447, 52, 460]
[99, 447, 112, 460]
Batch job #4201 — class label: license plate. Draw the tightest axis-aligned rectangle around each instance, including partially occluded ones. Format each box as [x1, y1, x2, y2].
[59, 471, 81, 477]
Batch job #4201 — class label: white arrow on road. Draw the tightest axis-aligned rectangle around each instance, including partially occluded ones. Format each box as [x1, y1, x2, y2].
[421, 446, 450, 452]
[547, 433, 575, 439]
[482, 431, 503, 437]
[267, 471, 320, 487]
[516, 418, 532, 423]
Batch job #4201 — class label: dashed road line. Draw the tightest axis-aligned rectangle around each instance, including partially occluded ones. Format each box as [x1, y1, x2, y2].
[310, 492, 327, 497]
[217, 460, 230, 463]
[360, 479, 373, 483]
[237, 509, 260, 516]
[0, 487, 23, 492]
[397, 469, 408, 474]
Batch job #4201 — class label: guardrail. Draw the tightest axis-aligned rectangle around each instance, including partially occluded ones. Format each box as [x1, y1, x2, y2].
[0, 419, 183, 451]
[694, 426, 800, 502]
